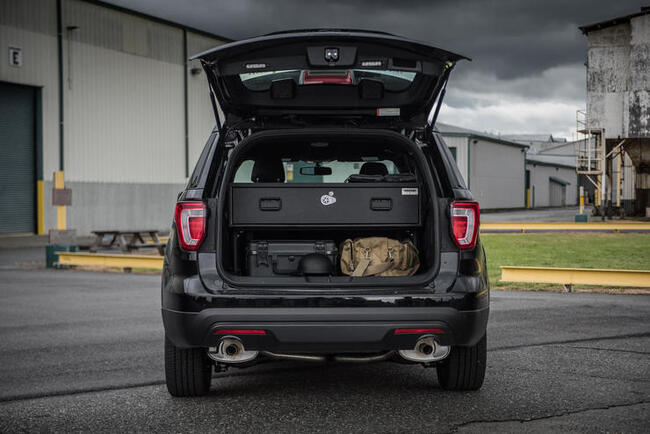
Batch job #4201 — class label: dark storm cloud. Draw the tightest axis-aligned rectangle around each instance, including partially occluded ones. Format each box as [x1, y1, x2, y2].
[107, 0, 642, 79]
[106, 0, 644, 135]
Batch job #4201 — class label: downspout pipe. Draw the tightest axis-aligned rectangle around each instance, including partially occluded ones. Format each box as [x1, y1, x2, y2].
[183, 29, 189, 177]
[56, 0, 64, 170]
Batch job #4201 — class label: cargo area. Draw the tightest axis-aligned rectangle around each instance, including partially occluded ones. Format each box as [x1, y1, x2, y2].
[214, 129, 440, 286]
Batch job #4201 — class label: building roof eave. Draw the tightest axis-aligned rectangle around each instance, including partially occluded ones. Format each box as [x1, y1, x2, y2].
[549, 176, 570, 186]
[579, 7, 650, 34]
[440, 131, 529, 149]
[526, 158, 576, 170]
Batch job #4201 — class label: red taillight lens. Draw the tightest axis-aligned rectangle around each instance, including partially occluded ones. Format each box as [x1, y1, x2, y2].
[174, 201, 206, 251]
[450, 201, 480, 250]
[394, 328, 445, 334]
[214, 329, 266, 335]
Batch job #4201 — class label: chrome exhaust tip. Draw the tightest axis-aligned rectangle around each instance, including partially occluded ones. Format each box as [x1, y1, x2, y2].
[398, 335, 450, 363]
[208, 337, 259, 364]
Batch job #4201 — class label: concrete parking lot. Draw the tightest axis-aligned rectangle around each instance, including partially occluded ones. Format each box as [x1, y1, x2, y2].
[0, 267, 648, 433]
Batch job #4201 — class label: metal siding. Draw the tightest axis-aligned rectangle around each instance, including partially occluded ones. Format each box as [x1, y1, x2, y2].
[526, 163, 578, 207]
[0, 9, 59, 185]
[187, 32, 225, 170]
[62, 0, 183, 64]
[66, 181, 184, 233]
[0, 0, 231, 234]
[0, 0, 57, 36]
[470, 139, 524, 209]
[63, 24, 185, 183]
[0, 82, 36, 233]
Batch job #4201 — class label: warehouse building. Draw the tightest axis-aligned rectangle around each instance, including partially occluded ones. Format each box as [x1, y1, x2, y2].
[525, 154, 578, 208]
[0, 0, 229, 235]
[511, 137, 581, 208]
[437, 123, 528, 210]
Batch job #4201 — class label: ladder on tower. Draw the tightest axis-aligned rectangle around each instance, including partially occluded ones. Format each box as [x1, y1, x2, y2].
[575, 109, 605, 209]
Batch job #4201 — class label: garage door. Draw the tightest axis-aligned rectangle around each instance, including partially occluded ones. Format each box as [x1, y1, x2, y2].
[549, 180, 566, 207]
[0, 82, 36, 234]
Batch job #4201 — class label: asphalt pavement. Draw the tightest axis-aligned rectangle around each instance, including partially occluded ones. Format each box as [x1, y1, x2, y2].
[0, 268, 648, 433]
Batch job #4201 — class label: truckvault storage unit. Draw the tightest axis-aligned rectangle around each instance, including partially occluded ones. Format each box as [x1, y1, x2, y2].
[230, 183, 421, 227]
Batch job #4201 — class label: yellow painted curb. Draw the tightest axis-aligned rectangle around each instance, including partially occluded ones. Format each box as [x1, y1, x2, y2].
[482, 222, 650, 232]
[501, 266, 650, 287]
[56, 252, 163, 270]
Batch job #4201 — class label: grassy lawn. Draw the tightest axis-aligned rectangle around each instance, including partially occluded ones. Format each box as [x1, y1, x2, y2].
[481, 232, 650, 291]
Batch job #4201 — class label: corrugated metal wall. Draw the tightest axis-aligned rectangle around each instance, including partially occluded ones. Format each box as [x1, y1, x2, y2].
[62, 0, 185, 184]
[470, 140, 525, 209]
[3, 0, 227, 186]
[1, 0, 229, 234]
[526, 163, 578, 208]
[0, 0, 59, 180]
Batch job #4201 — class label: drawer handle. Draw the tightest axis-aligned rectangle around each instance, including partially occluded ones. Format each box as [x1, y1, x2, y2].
[259, 198, 282, 211]
[370, 198, 392, 211]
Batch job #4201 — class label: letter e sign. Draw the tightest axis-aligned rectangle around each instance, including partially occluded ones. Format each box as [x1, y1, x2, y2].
[9, 47, 22, 67]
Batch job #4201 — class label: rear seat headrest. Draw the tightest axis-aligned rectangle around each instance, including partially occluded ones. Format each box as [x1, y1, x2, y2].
[359, 162, 388, 176]
[251, 159, 285, 183]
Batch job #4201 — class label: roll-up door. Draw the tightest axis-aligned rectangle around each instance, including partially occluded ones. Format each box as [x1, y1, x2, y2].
[0, 82, 36, 234]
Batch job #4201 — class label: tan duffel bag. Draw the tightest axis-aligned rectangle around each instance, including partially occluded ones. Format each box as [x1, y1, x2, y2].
[340, 237, 420, 277]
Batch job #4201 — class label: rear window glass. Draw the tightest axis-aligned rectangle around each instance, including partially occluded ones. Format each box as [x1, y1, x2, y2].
[239, 69, 417, 92]
[234, 160, 398, 183]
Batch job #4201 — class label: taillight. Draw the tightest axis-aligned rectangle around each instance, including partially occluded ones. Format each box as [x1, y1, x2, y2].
[450, 201, 480, 250]
[174, 201, 207, 251]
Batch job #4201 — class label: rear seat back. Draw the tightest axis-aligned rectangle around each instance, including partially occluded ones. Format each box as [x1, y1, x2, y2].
[346, 173, 416, 183]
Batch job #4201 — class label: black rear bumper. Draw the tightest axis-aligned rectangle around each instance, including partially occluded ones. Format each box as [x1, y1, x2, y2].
[162, 304, 488, 352]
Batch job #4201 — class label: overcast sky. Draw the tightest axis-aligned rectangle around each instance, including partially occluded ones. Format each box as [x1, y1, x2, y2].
[109, 0, 644, 139]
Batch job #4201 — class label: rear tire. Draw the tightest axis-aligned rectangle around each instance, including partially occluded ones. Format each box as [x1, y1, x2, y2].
[164, 335, 212, 397]
[436, 333, 486, 391]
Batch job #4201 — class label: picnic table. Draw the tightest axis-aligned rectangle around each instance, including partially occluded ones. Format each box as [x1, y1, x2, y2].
[89, 230, 166, 255]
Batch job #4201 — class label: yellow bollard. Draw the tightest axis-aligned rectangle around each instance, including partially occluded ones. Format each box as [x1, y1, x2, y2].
[54, 171, 66, 230]
[579, 186, 584, 215]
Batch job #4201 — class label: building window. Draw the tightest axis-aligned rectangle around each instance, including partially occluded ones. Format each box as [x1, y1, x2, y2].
[448, 146, 457, 162]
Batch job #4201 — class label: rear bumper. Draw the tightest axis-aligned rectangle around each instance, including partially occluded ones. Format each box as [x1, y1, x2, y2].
[162, 305, 489, 352]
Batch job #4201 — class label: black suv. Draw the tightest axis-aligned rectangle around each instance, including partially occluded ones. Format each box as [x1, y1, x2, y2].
[162, 30, 488, 396]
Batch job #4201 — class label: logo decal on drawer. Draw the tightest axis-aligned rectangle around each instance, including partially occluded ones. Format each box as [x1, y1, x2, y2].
[401, 188, 419, 196]
[321, 191, 337, 206]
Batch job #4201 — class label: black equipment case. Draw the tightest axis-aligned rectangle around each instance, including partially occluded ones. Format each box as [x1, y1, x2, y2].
[246, 240, 338, 277]
[230, 183, 421, 227]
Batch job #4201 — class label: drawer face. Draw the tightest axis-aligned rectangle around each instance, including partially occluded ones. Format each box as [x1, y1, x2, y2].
[230, 183, 421, 227]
